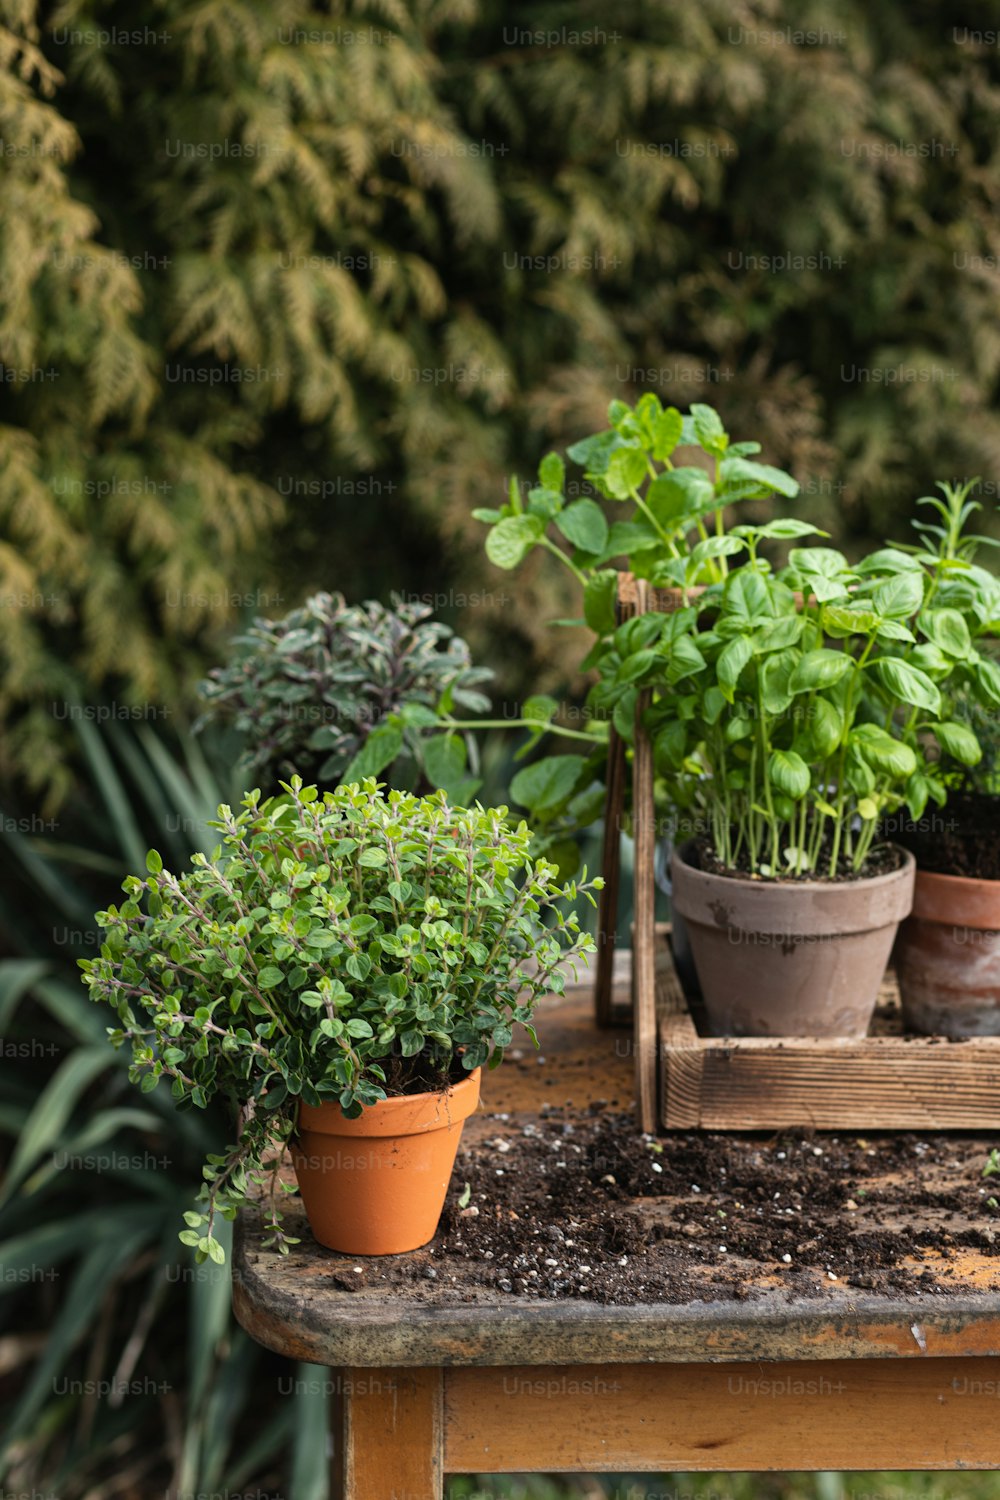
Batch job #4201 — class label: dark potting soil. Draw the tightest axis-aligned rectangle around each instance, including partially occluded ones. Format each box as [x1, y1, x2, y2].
[332, 1106, 1000, 1306]
[692, 834, 903, 885]
[888, 790, 1000, 881]
[377, 1052, 468, 1097]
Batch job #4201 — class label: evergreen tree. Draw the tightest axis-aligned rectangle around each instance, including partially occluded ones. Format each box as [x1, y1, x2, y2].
[3, 0, 1000, 800]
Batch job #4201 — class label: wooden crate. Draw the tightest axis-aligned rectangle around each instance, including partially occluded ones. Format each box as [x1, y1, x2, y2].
[654, 924, 1000, 1131]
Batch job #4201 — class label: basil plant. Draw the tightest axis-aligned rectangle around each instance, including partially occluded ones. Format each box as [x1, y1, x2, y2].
[604, 520, 1000, 880]
[80, 779, 602, 1262]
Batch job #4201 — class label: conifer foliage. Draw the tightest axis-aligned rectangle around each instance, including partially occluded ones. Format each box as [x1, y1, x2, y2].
[2, 0, 1000, 801]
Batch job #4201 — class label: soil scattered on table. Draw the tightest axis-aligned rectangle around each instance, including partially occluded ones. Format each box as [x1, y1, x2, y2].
[338, 1108, 1000, 1305]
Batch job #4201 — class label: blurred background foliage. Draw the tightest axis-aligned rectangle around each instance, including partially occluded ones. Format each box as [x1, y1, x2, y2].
[3, 0, 1000, 1494]
[3, 0, 1000, 801]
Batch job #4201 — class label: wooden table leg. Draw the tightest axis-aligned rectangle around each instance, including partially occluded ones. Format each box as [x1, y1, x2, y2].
[330, 1366, 443, 1500]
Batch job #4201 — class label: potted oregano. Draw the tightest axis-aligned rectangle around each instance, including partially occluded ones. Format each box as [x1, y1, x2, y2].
[606, 519, 989, 1037]
[80, 779, 601, 1259]
[884, 482, 1000, 1036]
[196, 591, 493, 803]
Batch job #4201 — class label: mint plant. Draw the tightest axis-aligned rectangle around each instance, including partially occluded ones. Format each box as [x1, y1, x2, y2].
[477, 396, 799, 637]
[474, 399, 800, 844]
[80, 779, 601, 1261]
[607, 522, 999, 878]
[197, 592, 493, 801]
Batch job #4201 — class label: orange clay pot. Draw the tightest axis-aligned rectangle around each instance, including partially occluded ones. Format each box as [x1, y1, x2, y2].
[291, 1068, 481, 1255]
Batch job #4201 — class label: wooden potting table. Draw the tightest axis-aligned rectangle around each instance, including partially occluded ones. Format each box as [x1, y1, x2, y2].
[233, 976, 1000, 1496]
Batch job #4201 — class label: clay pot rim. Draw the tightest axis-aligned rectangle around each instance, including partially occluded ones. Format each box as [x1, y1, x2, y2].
[910, 866, 1000, 928]
[673, 841, 915, 894]
[671, 842, 915, 937]
[297, 1066, 481, 1138]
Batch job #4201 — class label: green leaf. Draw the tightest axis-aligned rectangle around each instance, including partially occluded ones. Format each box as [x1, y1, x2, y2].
[760, 650, 799, 714]
[920, 608, 972, 659]
[485, 514, 544, 568]
[724, 568, 772, 623]
[554, 499, 608, 555]
[421, 734, 468, 793]
[522, 694, 559, 723]
[717, 636, 754, 700]
[873, 572, 924, 620]
[875, 619, 916, 644]
[342, 720, 404, 781]
[850, 725, 918, 780]
[604, 446, 648, 498]
[718, 457, 799, 499]
[0, 1046, 112, 1206]
[538, 452, 565, 492]
[666, 635, 707, 682]
[872, 658, 941, 714]
[752, 615, 805, 653]
[693, 535, 747, 566]
[820, 603, 877, 637]
[509, 755, 586, 813]
[855, 548, 925, 576]
[646, 468, 715, 526]
[906, 772, 929, 821]
[527, 486, 564, 520]
[768, 750, 811, 799]
[976, 657, 1000, 706]
[146, 849, 163, 874]
[805, 698, 844, 759]
[930, 721, 982, 766]
[583, 569, 618, 635]
[399, 702, 440, 728]
[753, 519, 822, 540]
[652, 407, 683, 461]
[690, 402, 728, 455]
[600, 520, 660, 560]
[257, 965, 284, 989]
[789, 650, 853, 693]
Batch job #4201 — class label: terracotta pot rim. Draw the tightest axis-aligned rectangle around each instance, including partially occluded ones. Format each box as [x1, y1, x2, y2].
[297, 1066, 481, 1138]
[910, 866, 1000, 928]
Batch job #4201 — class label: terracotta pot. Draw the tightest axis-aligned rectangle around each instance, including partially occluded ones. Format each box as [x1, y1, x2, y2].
[671, 843, 915, 1037]
[896, 870, 1000, 1037]
[292, 1068, 481, 1255]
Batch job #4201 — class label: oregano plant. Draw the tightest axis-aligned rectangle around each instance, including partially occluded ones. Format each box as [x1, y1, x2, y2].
[79, 779, 602, 1262]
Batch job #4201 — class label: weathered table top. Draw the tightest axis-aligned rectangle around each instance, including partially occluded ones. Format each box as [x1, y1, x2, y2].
[233, 978, 1000, 1369]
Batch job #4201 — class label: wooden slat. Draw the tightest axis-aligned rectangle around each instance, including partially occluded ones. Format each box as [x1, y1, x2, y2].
[445, 1358, 1000, 1472]
[631, 577, 658, 1132]
[595, 572, 697, 1033]
[658, 929, 706, 1128]
[331, 1366, 442, 1500]
[657, 926, 1000, 1131]
[593, 725, 626, 1028]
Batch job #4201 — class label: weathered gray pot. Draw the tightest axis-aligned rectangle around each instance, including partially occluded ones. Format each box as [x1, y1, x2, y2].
[896, 869, 1000, 1037]
[655, 833, 701, 999]
[671, 843, 915, 1037]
